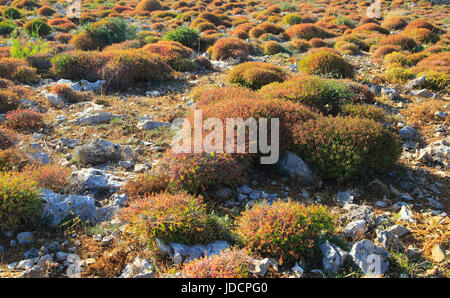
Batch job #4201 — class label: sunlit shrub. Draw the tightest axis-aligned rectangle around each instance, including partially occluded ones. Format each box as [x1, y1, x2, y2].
[5, 108, 44, 132]
[227, 61, 287, 90]
[286, 24, 335, 40]
[119, 192, 221, 246]
[183, 249, 250, 278]
[49, 83, 92, 103]
[23, 19, 52, 37]
[192, 85, 259, 107]
[353, 23, 389, 35]
[209, 37, 250, 60]
[22, 164, 71, 193]
[384, 67, 416, 84]
[404, 28, 439, 44]
[283, 14, 303, 25]
[0, 57, 39, 84]
[293, 116, 401, 181]
[0, 148, 25, 171]
[164, 26, 199, 48]
[287, 39, 311, 53]
[0, 171, 41, 231]
[102, 50, 174, 90]
[236, 200, 334, 265]
[2, 7, 21, 19]
[51, 51, 110, 82]
[262, 40, 290, 55]
[37, 5, 56, 16]
[0, 128, 16, 149]
[381, 16, 409, 30]
[0, 89, 20, 113]
[136, 0, 162, 12]
[143, 40, 194, 71]
[298, 50, 354, 78]
[379, 34, 418, 51]
[341, 103, 388, 123]
[124, 173, 169, 199]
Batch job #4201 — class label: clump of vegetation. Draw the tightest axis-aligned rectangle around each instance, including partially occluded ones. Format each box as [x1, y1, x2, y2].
[0, 89, 20, 113]
[124, 173, 170, 199]
[183, 249, 250, 278]
[162, 152, 249, 194]
[119, 192, 223, 247]
[142, 40, 194, 71]
[136, 0, 163, 12]
[286, 24, 335, 40]
[50, 84, 93, 103]
[298, 50, 354, 78]
[226, 61, 287, 90]
[379, 34, 418, 51]
[101, 50, 174, 90]
[293, 116, 401, 182]
[209, 37, 250, 60]
[381, 16, 409, 30]
[287, 39, 312, 53]
[0, 171, 42, 230]
[22, 164, 71, 193]
[2, 7, 21, 19]
[164, 27, 199, 48]
[0, 21, 16, 36]
[341, 103, 389, 123]
[5, 108, 44, 132]
[70, 18, 137, 50]
[23, 19, 52, 37]
[283, 14, 303, 26]
[51, 51, 110, 82]
[0, 57, 39, 84]
[0, 128, 17, 149]
[236, 201, 334, 265]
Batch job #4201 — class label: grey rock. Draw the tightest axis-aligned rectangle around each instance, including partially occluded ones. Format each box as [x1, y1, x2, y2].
[120, 256, 155, 278]
[398, 126, 419, 141]
[344, 219, 368, 240]
[73, 139, 121, 165]
[40, 188, 97, 227]
[405, 76, 426, 90]
[349, 240, 390, 276]
[399, 205, 414, 223]
[291, 263, 304, 277]
[69, 168, 123, 196]
[410, 89, 434, 98]
[17, 232, 33, 245]
[336, 191, 353, 207]
[375, 229, 405, 251]
[319, 240, 348, 273]
[276, 151, 313, 185]
[248, 258, 271, 277]
[56, 252, 69, 262]
[237, 184, 253, 195]
[138, 120, 170, 130]
[31, 152, 50, 164]
[45, 93, 67, 107]
[16, 259, 35, 270]
[20, 266, 45, 278]
[60, 137, 79, 149]
[386, 224, 409, 237]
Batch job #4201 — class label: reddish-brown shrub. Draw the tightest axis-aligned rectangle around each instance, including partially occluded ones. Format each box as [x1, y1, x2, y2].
[22, 164, 71, 193]
[227, 61, 287, 90]
[136, 0, 162, 12]
[209, 37, 250, 60]
[286, 24, 335, 40]
[5, 109, 44, 132]
[0, 89, 20, 113]
[0, 128, 16, 149]
[379, 34, 418, 51]
[183, 249, 250, 278]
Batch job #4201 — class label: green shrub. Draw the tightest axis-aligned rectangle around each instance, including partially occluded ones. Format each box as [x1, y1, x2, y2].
[2, 7, 21, 19]
[283, 14, 303, 25]
[51, 51, 110, 82]
[298, 50, 354, 78]
[341, 103, 389, 123]
[164, 27, 199, 48]
[227, 61, 287, 90]
[0, 171, 41, 231]
[236, 200, 335, 265]
[384, 67, 416, 84]
[71, 18, 137, 50]
[23, 18, 52, 37]
[293, 116, 401, 181]
[0, 21, 16, 35]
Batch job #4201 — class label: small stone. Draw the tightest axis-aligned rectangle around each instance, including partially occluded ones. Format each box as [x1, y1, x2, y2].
[344, 220, 368, 240]
[291, 263, 304, 278]
[431, 244, 446, 263]
[336, 191, 353, 207]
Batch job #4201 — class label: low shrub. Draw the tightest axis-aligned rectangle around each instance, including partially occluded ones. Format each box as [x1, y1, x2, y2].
[136, 0, 162, 12]
[341, 103, 388, 123]
[236, 200, 334, 265]
[2, 7, 21, 19]
[37, 5, 56, 16]
[0, 57, 39, 84]
[419, 70, 449, 91]
[226, 61, 287, 90]
[0, 21, 16, 36]
[283, 14, 303, 26]
[404, 28, 439, 44]
[119, 192, 221, 246]
[49, 84, 92, 103]
[287, 39, 312, 53]
[101, 50, 174, 90]
[23, 19, 52, 37]
[70, 18, 137, 50]
[198, 96, 318, 152]
[162, 152, 249, 194]
[192, 85, 259, 107]
[262, 40, 290, 55]
[164, 27, 199, 48]
[298, 50, 354, 78]
[22, 164, 71, 193]
[381, 16, 409, 30]
[209, 37, 250, 60]
[0, 89, 20, 113]
[123, 173, 169, 199]
[286, 24, 335, 40]
[142, 40, 194, 71]
[0, 148, 25, 171]
[383, 67, 416, 84]
[0, 128, 16, 149]
[293, 116, 401, 181]
[51, 51, 110, 82]
[0, 171, 41, 231]
[5, 108, 44, 132]
[183, 249, 250, 278]
[379, 34, 418, 51]
[353, 23, 389, 35]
